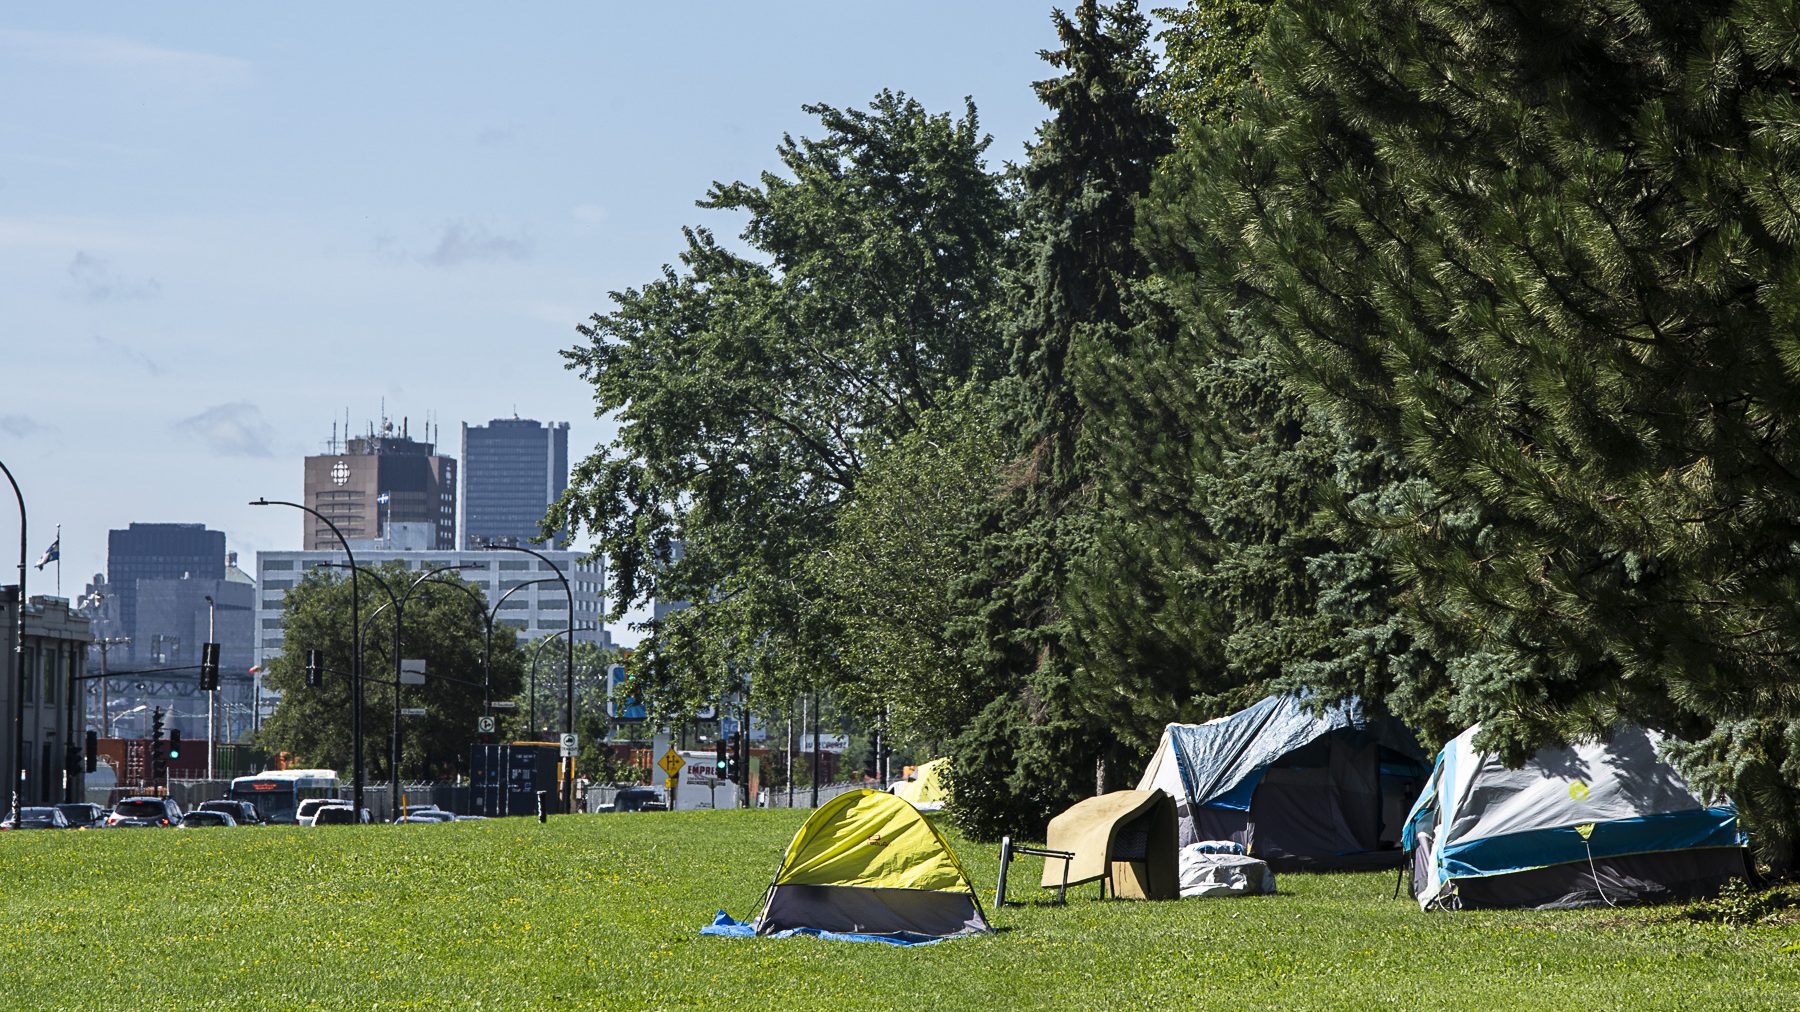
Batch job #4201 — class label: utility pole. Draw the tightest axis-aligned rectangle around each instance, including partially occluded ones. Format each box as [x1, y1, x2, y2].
[205, 595, 216, 781]
[809, 687, 820, 809]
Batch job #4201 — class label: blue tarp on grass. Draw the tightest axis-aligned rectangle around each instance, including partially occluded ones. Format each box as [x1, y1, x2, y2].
[700, 910, 960, 947]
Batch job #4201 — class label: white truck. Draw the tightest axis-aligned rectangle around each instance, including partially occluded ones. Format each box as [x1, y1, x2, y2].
[664, 750, 741, 810]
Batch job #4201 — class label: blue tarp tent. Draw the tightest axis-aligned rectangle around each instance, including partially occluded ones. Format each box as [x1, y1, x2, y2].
[1404, 723, 1748, 910]
[1137, 696, 1428, 871]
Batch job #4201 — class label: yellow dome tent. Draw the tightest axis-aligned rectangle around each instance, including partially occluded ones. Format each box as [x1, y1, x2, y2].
[752, 789, 991, 939]
[891, 757, 951, 810]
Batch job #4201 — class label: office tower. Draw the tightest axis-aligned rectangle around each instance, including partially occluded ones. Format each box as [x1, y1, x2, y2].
[106, 522, 226, 661]
[98, 527, 257, 740]
[303, 418, 458, 550]
[461, 417, 570, 549]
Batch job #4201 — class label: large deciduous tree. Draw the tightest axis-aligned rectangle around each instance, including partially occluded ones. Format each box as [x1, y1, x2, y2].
[809, 385, 1011, 756]
[1169, 0, 1800, 862]
[546, 92, 1013, 720]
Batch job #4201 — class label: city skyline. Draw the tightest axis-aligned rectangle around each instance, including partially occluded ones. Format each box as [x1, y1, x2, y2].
[0, 4, 1061, 644]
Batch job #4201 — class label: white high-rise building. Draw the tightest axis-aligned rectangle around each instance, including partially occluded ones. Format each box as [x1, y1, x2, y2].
[253, 549, 608, 665]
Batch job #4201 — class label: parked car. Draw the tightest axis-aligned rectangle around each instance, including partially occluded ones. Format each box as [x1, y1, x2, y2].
[106, 797, 182, 828]
[197, 799, 266, 825]
[392, 809, 455, 824]
[311, 805, 371, 826]
[599, 787, 668, 813]
[1, 806, 72, 830]
[295, 798, 347, 827]
[178, 810, 237, 829]
[55, 802, 106, 829]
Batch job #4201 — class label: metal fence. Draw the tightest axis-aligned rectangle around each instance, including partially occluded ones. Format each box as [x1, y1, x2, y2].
[583, 779, 868, 812]
[761, 780, 867, 809]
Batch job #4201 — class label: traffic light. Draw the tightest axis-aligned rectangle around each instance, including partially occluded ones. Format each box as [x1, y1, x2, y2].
[305, 649, 324, 688]
[199, 642, 221, 691]
[168, 729, 182, 761]
[715, 738, 727, 778]
[150, 707, 166, 782]
[722, 734, 737, 783]
[85, 730, 97, 774]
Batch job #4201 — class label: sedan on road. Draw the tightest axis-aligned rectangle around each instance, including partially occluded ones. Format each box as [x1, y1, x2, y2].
[106, 797, 182, 827]
[1, 807, 72, 830]
[178, 811, 237, 829]
[311, 806, 371, 825]
[56, 802, 107, 829]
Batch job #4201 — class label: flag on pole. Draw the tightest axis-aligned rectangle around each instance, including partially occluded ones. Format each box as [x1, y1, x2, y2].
[376, 492, 391, 505]
[33, 533, 58, 570]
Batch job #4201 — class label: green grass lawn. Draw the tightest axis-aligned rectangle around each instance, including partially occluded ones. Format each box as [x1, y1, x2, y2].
[3, 809, 1797, 1010]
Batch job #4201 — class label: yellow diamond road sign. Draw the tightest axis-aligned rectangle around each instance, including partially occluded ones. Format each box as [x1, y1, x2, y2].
[658, 749, 686, 777]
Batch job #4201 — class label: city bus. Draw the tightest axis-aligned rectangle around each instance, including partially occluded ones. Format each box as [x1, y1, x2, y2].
[227, 769, 341, 824]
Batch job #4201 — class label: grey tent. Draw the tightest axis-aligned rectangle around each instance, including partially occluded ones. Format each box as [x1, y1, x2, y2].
[1405, 723, 1749, 910]
[1137, 695, 1428, 871]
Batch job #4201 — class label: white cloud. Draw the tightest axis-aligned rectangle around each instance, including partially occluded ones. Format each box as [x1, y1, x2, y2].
[0, 28, 250, 86]
[0, 216, 154, 251]
[91, 334, 163, 376]
[0, 414, 49, 438]
[68, 252, 160, 303]
[173, 403, 277, 457]
[420, 220, 533, 267]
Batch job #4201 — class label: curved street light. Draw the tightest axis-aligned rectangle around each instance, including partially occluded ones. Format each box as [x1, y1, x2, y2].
[2, 459, 26, 824]
[251, 498, 365, 813]
[480, 577, 558, 716]
[481, 544, 578, 811]
[327, 560, 479, 809]
[389, 564, 481, 794]
[527, 627, 575, 738]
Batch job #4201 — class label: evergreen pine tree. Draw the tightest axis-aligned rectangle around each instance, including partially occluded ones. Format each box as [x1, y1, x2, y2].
[947, 0, 1172, 839]
[1168, 0, 1800, 862]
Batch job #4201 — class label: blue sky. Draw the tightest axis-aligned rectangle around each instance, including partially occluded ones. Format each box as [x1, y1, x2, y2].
[0, 3, 1069, 640]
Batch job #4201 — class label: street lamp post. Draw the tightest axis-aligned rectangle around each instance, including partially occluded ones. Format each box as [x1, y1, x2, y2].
[482, 545, 578, 812]
[343, 567, 400, 815]
[528, 628, 574, 738]
[408, 576, 489, 788]
[390, 564, 479, 805]
[480, 577, 557, 718]
[2, 459, 28, 823]
[251, 498, 365, 814]
[331, 561, 480, 815]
